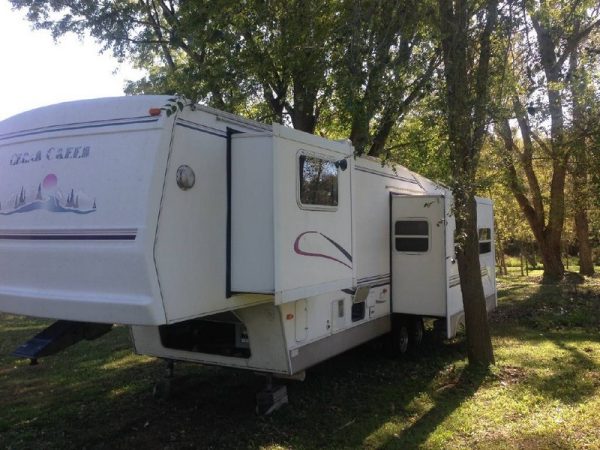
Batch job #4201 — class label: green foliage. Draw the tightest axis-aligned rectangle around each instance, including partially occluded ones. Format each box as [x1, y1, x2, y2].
[160, 96, 186, 117]
[9, 0, 438, 153]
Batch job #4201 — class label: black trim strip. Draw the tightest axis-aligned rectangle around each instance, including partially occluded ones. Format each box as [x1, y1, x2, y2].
[389, 192, 394, 316]
[0, 117, 160, 142]
[175, 119, 227, 138]
[0, 228, 138, 241]
[226, 127, 243, 298]
[355, 165, 419, 184]
[0, 234, 136, 241]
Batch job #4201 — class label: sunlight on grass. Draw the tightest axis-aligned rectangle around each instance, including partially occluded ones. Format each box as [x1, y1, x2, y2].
[101, 353, 155, 371]
[0, 274, 598, 449]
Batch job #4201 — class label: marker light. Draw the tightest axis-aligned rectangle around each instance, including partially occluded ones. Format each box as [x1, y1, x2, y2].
[149, 108, 162, 116]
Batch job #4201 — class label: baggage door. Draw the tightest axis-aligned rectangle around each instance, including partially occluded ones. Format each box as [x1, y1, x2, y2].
[390, 194, 446, 317]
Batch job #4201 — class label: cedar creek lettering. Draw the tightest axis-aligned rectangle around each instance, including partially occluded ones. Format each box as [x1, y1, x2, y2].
[10, 146, 91, 166]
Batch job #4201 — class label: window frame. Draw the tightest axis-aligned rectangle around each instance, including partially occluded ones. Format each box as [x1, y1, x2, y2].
[296, 150, 340, 212]
[478, 227, 492, 254]
[394, 219, 430, 254]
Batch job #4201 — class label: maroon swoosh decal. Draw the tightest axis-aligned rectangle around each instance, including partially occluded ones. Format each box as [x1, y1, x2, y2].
[293, 231, 353, 269]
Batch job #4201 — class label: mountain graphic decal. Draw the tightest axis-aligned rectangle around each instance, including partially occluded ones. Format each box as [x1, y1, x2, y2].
[0, 174, 96, 216]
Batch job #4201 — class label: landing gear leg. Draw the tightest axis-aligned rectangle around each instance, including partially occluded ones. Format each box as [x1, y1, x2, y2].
[256, 374, 288, 415]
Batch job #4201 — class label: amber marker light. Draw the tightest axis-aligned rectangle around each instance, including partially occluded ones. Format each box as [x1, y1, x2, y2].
[149, 108, 162, 116]
[286, 314, 294, 320]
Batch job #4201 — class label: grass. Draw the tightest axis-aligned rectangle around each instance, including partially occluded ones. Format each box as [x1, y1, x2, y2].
[0, 273, 599, 449]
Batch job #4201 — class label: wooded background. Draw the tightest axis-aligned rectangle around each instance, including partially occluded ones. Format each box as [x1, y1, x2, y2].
[9, 0, 600, 365]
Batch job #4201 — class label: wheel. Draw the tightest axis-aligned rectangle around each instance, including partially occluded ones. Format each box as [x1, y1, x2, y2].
[395, 322, 409, 354]
[409, 317, 424, 347]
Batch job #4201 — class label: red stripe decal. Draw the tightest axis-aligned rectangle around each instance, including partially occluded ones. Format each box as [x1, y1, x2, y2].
[293, 231, 352, 269]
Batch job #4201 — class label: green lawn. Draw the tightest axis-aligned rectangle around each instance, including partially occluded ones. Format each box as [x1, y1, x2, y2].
[0, 273, 599, 449]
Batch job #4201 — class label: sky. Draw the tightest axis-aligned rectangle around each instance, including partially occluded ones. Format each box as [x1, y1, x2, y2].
[0, 1, 144, 121]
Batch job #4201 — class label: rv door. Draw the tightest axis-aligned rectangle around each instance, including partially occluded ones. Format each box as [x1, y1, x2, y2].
[390, 194, 446, 317]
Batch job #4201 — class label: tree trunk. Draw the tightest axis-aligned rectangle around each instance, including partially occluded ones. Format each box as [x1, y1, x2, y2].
[574, 210, 595, 275]
[438, 0, 497, 367]
[456, 196, 495, 364]
[569, 40, 595, 276]
[539, 235, 565, 282]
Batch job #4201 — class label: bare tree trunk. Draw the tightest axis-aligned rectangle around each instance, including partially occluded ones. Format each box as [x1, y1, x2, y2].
[496, 112, 565, 283]
[570, 38, 595, 276]
[438, 0, 497, 367]
[540, 235, 564, 282]
[574, 210, 594, 275]
[456, 196, 495, 364]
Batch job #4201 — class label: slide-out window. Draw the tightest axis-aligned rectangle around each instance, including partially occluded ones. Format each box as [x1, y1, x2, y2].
[395, 220, 429, 252]
[298, 154, 338, 209]
[478, 228, 492, 254]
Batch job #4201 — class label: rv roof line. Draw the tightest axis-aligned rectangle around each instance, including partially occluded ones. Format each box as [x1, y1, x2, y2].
[194, 104, 271, 132]
[385, 186, 427, 195]
[410, 173, 427, 191]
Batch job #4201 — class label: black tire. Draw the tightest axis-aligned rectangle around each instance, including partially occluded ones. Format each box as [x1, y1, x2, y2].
[395, 322, 409, 354]
[409, 317, 424, 347]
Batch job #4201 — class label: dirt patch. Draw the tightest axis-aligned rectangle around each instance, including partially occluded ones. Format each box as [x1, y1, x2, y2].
[496, 365, 527, 386]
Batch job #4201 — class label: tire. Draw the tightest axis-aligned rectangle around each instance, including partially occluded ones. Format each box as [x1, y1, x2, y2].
[409, 317, 424, 347]
[395, 322, 409, 354]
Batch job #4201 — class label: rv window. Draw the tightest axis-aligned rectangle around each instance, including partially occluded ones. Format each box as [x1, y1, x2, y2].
[395, 220, 429, 253]
[298, 154, 338, 208]
[478, 228, 492, 254]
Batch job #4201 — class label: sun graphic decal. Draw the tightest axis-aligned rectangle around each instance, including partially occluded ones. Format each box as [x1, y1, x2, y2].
[0, 174, 96, 215]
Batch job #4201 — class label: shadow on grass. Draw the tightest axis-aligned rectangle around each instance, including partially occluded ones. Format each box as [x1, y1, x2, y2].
[3, 277, 598, 449]
[492, 281, 600, 406]
[0, 322, 477, 450]
[493, 280, 600, 330]
[378, 365, 488, 448]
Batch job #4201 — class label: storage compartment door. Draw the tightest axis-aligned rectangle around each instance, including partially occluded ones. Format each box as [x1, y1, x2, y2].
[390, 194, 446, 316]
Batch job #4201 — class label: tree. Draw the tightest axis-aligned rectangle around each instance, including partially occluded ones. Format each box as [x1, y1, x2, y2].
[330, 0, 440, 156]
[11, 0, 438, 153]
[568, 20, 598, 276]
[437, 0, 498, 366]
[494, 1, 600, 282]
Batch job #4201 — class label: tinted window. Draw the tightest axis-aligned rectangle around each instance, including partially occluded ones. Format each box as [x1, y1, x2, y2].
[479, 242, 492, 254]
[478, 228, 492, 254]
[478, 228, 491, 241]
[394, 220, 429, 253]
[395, 221, 428, 236]
[299, 155, 338, 207]
[396, 237, 429, 252]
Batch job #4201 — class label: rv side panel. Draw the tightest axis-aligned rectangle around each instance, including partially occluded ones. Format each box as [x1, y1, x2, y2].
[352, 158, 426, 287]
[230, 133, 275, 293]
[273, 125, 353, 304]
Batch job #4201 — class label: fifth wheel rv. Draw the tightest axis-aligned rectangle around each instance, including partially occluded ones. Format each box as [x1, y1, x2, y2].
[0, 96, 496, 412]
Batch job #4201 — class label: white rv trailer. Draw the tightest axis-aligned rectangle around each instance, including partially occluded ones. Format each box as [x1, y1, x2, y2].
[0, 96, 496, 383]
